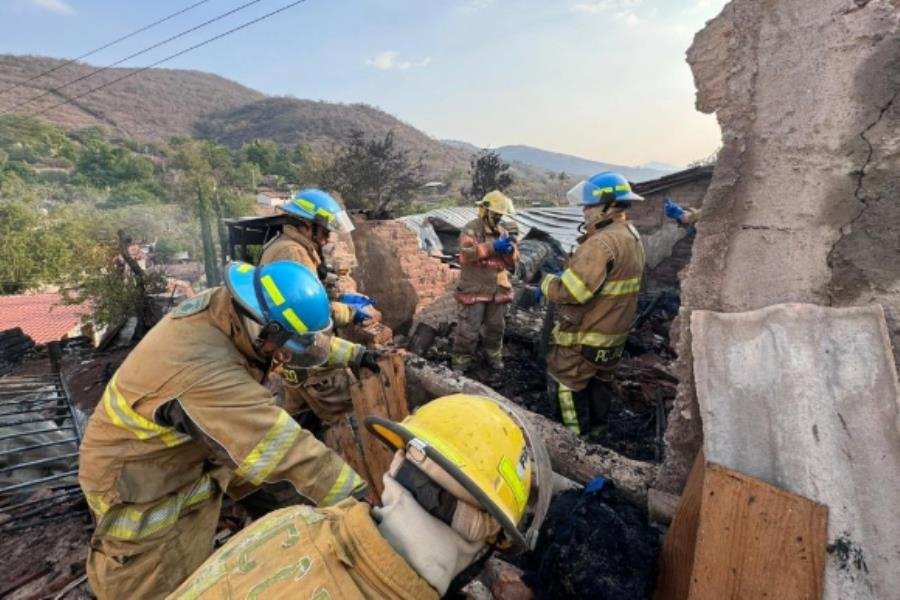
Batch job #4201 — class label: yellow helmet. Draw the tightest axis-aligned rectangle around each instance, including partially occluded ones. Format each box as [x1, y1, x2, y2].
[365, 394, 549, 551]
[479, 190, 516, 216]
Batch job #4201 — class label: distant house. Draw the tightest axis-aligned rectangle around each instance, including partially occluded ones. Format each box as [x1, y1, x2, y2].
[423, 181, 446, 196]
[256, 188, 293, 208]
[0, 293, 96, 345]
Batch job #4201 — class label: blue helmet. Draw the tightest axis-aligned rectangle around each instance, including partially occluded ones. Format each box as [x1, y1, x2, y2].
[225, 260, 332, 357]
[566, 171, 644, 207]
[278, 188, 355, 234]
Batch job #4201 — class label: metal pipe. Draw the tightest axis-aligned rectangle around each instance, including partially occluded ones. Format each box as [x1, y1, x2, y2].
[0, 415, 71, 428]
[0, 486, 81, 513]
[0, 387, 60, 395]
[0, 470, 80, 495]
[0, 490, 83, 524]
[0, 403, 67, 417]
[0, 509, 90, 533]
[0, 426, 74, 442]
[0, 452, 79, 474]
[57, 371, 84, 444]
[0, 438, 78, 456]
[0, 395, 66, 403]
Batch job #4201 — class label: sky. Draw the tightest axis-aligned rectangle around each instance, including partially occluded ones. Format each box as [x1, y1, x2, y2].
[0, 0, 728, 167]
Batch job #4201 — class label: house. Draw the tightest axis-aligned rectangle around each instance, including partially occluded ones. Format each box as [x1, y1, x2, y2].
[255, 188, 294, 208]
[0, 293, 95, 345]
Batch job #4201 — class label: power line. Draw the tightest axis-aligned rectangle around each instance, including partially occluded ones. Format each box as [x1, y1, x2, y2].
[0, 0, 213, 99]
[2, 0, 265, 115]
[30, 0, 307, 119]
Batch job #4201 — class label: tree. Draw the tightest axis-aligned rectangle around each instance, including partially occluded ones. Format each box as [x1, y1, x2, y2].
[462, 149, 513, 201]
[323, 130, 424, 218]
[171, 140, 254, 286]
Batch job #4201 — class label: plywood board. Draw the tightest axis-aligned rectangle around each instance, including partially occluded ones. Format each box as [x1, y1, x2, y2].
[655, 450, 705, 600]
[688, 464, 827, 600]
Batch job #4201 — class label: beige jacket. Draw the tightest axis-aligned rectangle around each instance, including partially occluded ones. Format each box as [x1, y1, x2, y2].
[542, 213, 645, 350]
[455, 217, 519, 304]
[169, 500, 439, 600]
[78, 287, 364, 543]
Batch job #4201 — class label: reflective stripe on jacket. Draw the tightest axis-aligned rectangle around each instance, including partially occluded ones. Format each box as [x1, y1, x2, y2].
[169, 500, 438, 600]
[542, 214, 645, 348]
[455, 217, 518, 304]
[78, 287, 364, 542]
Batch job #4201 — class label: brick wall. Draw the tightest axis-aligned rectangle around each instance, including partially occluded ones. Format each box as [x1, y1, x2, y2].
[351, 218, 459, 333]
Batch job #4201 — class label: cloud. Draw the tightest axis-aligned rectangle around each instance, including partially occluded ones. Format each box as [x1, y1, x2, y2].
[29, 0, 75, 14]
[461, 0, 494, 11]
[366, 51, 431, 71]
[572, 0, 640, 14]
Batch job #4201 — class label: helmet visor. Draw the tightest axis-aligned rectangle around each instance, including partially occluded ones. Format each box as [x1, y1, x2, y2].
[326, 210, 355, 234]
[565, 181, 587, 206]
[283, 330, 332, 368]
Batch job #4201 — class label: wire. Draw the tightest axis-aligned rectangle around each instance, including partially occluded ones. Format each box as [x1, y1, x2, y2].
[0, 0, 213, 98]
[30, 0, 307, 119]
[2, 0, 265, 115]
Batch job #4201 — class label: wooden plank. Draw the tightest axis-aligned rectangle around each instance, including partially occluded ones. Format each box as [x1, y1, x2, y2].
[688, 463, 827, 600]
[381, 353, 409, 422]
[349, 359, 400, 498]
[656, 450, 706, 600]
[324, 416, 373, 496]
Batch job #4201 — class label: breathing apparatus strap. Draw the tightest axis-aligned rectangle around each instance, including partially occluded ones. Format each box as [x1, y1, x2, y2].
[394, 460, 458, 527]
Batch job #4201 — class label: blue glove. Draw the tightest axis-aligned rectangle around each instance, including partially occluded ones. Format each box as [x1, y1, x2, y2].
[492, 235, 514, 255]
[532, 286, 543, 303]
[664, 197, 685, 221]
[339, 293, 376, 324]
[585, 476, 607, 494]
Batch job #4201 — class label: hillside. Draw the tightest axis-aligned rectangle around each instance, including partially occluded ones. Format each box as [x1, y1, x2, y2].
[195, 97, 472, 177]
[490, 145, 673, 182]
[0, 55, 474, 180]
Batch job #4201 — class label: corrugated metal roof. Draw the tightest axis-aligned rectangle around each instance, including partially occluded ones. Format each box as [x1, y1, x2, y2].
[398, 206, 585, 253]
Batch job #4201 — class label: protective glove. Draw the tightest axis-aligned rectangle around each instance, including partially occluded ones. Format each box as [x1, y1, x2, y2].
[492, 235, 514, 255]
[531, 286, 543, 303]
[340, 293, 377, 324]
[357, 350, 381, 374]
[664, 197, 686, 221]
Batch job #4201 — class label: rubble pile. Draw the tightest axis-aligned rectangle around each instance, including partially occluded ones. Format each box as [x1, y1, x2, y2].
[521, 487, 659, 599]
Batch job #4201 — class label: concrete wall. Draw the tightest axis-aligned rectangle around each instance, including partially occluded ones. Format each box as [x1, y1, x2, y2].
[655, 0, 900, 494]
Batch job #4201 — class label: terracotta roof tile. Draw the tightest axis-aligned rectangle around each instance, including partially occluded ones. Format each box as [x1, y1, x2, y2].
[0, 293, 89, 343]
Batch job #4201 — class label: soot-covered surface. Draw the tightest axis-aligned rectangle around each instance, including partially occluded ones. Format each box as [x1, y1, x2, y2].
[518, 486, 660, 599]
[424, 292, 678, 462]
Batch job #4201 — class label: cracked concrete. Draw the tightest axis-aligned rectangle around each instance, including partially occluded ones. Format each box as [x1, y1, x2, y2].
[655, 0, 900, 494]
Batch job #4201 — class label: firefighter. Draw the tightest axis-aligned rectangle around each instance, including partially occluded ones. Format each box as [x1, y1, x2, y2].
[540, 171, 646, 436]
[451, 190, 519, 372]
[259, 188, 378, 423]
[78, 260, 377, 599]
[169, 394, 550, 600]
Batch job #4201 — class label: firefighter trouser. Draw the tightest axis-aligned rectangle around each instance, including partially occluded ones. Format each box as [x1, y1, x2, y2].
[86, 492, 223, 600]
[547, 344, 622, 435]
[452, 301, 509, 361]
[550, 378, 617, 435]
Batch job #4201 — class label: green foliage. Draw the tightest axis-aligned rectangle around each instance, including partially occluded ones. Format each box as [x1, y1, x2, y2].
[153, 237, 185, 263]
[463, 149, 513, 201]
[74, 141, 156, 188]
[322, 130, 424, 217]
